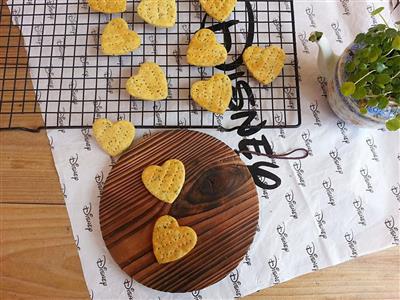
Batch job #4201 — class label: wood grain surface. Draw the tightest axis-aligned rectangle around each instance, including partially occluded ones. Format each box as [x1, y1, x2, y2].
[0, 203, 88, 299]
[100, 130, 259, 292]
[0, 2, 44, 130]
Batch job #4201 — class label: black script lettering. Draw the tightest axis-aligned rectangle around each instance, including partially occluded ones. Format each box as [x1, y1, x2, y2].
[230, 111, 267, 136]
[238, 135, 273, 159]
[248, 162, 281, 190]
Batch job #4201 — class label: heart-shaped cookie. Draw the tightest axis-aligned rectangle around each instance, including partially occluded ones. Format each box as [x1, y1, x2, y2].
[187, 29, 228, 67]
[153, 215, 197, 264]
[199, 0, 237, 22]
[243, 45, 286, 85]
[138, 0, 176, 28]
[126, 62, 168, 101]
[191, 73, 232, 114]
[101, 18, 141, 56]
[142, 159, 185, 203]
[88, 0, 126, 13]
[92, 119, 135, 157]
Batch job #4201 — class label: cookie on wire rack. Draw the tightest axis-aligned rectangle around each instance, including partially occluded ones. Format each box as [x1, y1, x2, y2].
[101, 18, 141, 55]
[137, 0, 177, 27]
[243, 45, 286, 85]
[191, 74, 232, 114]
[186, 29, 227, 67]
[88, 0, 126, 13]
[199, 0, 237, 22]
[126, 62, 169, 101]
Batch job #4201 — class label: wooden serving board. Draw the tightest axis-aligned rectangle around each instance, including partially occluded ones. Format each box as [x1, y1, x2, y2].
[99, 130, 259, 293]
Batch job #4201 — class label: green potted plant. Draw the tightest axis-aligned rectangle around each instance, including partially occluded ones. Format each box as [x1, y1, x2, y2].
[309, 7, 400, 131]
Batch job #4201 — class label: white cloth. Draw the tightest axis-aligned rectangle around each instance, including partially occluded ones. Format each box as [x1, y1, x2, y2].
[8, 0, 400, 299]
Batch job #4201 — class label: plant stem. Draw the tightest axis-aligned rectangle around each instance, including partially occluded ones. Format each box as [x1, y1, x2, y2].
[355, 70, 376, 85]
[384, 49, 394, 57]
[366, 92, 393, 98]
[392, 70, 400, 80]
[387, 55, 400, 60]
[378, 13, 390, 28]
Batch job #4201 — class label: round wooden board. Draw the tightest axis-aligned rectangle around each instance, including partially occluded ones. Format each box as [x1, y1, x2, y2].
[99, 130, 259, 293]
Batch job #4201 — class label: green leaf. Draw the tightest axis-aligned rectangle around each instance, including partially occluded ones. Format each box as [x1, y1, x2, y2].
[392, 78, 400, 92]
[392, 36, 400, 51]
[360, 47, 371, 58]
[340, 82, 356, 96]
[375, 74, 391, 85]
[365, 35, 375, 45]
[371, 84, 382, 95]
[354, 33, 366, 44]
[353, 86, 368, 99]
[375, 62, 387, 73]
[367, 98, 379, 107]
[386, 116, 400, 131]
[386, 28, 398, 38]
[385, 84, 393, 93]
[377, 95, 389, 109]
[368, 46, 382, 62]
[345, 61, 356, 73]
[371, 7, 384, 16]
[359, 63, 368, 70]
[355, 34, 366, 44]
[385, 83, 393, 94]
[365, 33, 382, 45]
[387, 57, 400, 67]
[386, 68, 395, 76]
[351, 69, 369, 82]
[360, 107, 368, 114]
[353, 57, 361, 66]
[309, 31, 323, 42]
[358, 73, 375, 86]
[369, 24, 386, 32]
[376, 83, 386, 89]
[366, 74, 375, 83]
[387, 56, 396, 65]
[377, 56, 388, 65]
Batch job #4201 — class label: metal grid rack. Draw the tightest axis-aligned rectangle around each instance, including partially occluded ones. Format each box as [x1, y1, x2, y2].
[0, 0, 301, 131]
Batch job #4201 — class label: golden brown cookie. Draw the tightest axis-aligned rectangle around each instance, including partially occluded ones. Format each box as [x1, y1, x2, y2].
[137, 0, 176, 27]
[153, 215, 197, 264]
[92, 119, 135, 156]
[187, 29, 227, 67]
[126, 62, 168, 101]
[243, 45, 286, 85]
[101, 18, 141, 55]
[191, 73, 232, 114]
[88, 0, 126, 13]
[199, 0, 237, 22]
[142, 159, 185, 203]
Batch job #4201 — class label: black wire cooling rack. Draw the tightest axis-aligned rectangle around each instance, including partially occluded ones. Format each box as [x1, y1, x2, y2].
[0, 0, 301, 131]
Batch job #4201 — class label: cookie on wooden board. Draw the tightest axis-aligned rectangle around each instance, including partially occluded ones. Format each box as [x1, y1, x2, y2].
[153, 215, 197, 264]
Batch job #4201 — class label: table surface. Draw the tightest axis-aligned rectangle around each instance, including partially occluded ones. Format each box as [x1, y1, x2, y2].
[1, 130, 400, 300]
[0, 5, 399, 299]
